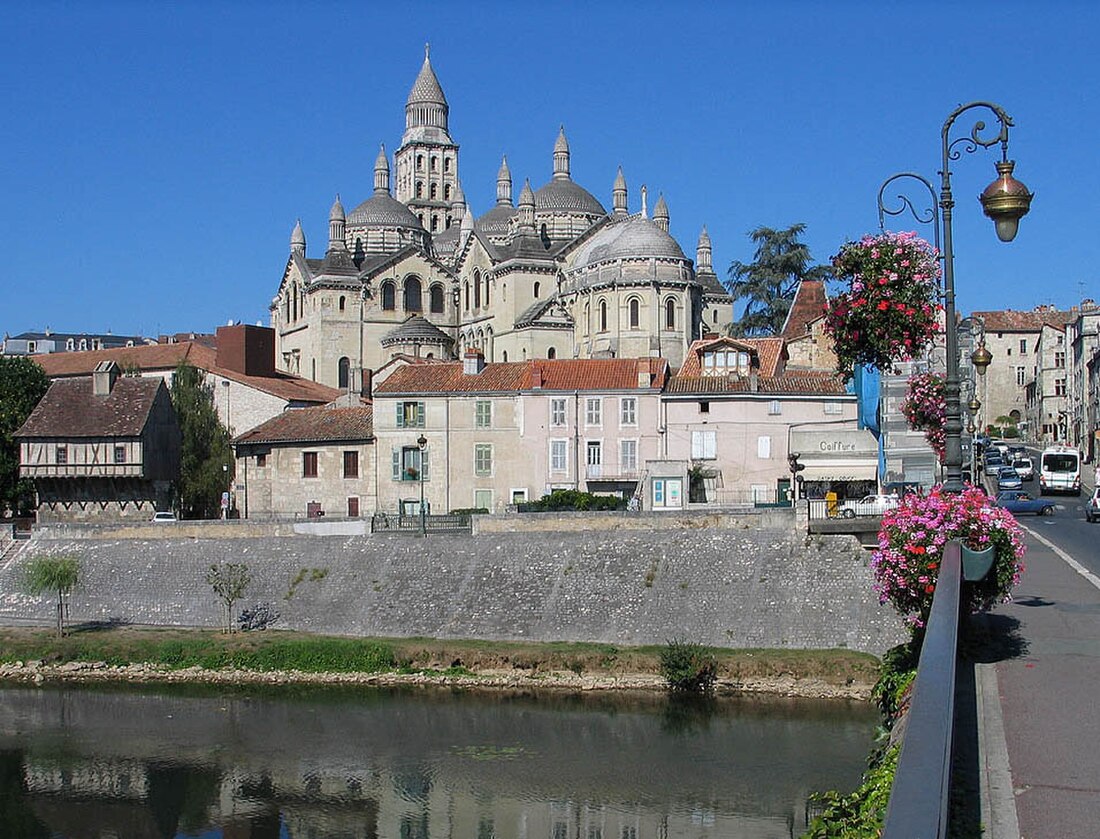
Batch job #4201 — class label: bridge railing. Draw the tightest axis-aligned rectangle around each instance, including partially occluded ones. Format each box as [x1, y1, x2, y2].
[881, 540, 963, 839]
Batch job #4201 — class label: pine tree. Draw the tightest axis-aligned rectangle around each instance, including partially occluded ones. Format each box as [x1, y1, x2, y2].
[170, 363, 233, 519]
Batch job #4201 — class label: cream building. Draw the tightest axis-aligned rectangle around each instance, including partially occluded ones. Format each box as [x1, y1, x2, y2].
[271, 47, 732, 389]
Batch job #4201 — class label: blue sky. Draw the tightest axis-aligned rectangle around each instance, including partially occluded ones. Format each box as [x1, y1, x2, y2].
[2, 1, 1096, 339]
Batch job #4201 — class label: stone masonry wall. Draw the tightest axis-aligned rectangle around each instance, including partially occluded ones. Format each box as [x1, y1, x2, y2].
[0, 526, 907, 655]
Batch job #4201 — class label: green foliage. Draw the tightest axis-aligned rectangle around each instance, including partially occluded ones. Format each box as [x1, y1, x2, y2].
[802, 744, 900, 838]
[725, 223, 833, 337]
[285, 566, 328, 600]
[0, 356, 50, 514]
[871, 641, 919, 722]
[21, 554, 80, 637]
[170, 362, 233, 519]
[659, 640, 718, 693]
[449, 507, 488, 515]
[205, 563, 251, 633]
[518, 489, 627, 512]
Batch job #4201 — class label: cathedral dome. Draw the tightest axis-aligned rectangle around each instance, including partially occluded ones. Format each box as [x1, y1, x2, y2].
[574, 216, 686, 270]
[347, 193, 425, 231]
[476, 204, 515, 238]
[533, 179, 606, 216]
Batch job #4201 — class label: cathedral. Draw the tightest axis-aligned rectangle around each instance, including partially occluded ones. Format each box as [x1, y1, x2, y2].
[271, 46, 733, 389]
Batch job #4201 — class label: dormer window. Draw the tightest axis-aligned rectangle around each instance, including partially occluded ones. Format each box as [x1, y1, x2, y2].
[701, 349, 752, 375]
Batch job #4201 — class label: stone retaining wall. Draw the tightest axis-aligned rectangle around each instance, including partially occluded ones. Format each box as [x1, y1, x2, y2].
[0, 524, 907, 655]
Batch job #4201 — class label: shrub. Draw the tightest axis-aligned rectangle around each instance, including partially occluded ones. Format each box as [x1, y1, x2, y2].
[518, 490, 627, 512]
[21, 554, 80, 637]
[659, 640, 717, 693]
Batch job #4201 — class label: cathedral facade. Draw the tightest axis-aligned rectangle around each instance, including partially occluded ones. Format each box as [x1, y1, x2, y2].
[271, 47, 732, 389]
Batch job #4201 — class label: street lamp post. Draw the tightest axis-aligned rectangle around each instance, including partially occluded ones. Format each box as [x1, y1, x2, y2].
[877, 101, 1032, 492]
[417, 434, 427, 536]
[967, 397, 981, 482]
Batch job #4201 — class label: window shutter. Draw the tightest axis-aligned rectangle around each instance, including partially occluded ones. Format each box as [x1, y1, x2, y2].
[421, 448, 430, 480]
[417, 402, 425, 427]
[392, 449, 400, 480]
[396, 403, 404, 428]
[757, 435, 771, 459]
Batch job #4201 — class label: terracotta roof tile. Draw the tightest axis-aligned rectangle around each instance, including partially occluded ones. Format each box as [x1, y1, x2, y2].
[679, 336, 785, 378]
[973, 308, 1074, 332]
[666, 371, 848, 396]
[15, 377, 166, 438]
[779, 279, 829, 339]
[374, 358, 669, 395]
[233, 405, 374, 445]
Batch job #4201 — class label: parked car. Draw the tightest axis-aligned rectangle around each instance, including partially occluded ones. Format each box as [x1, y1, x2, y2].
[990, 439, 1010, 456]
[997, 466, 1023, 491]
[1008, 444, 1027, 460]
[1013, 457, 1035, 481]
[834, 494, 901, 518]
[1086, 488, 1100, 523]
[984, 453, 1005, 476]
[995, 491, 1055, 517]
[151, 511, 178, 522]
[883, 481, 922, 497]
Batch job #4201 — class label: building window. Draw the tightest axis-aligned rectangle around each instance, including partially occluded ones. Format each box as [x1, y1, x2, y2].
[464, 281, 470, 311]
[415, 181, 423, 198]
[768, 399, 782, 415]
[338, 357, 350, 389]
[382, 282, 396, 311]
[396, 401, 425, 428]
[1055, 351, 1066, 368]
[585, 397, 602, 426]
[1055, 378, 1067, 396]
[599, 299, 608, 331]
[347, 497, 360, 517]
[430, 183, 438, 200]
[757, 435, 772, 459]
[691, 430, 716, 460]
[303, 452, 318, 478]
[339, 295, 346, 311]
[1019, 339, 1027, 353]
[429, 284, 445, 313]
[475, 443, 493, 476]
[55, 446, 67, 465]
[473, 269, 482, 308]
[444, 184, 451, 201]
[621, 439, 637, 472]
[404, 276, 422, 312]
[430, 156, 438, 172]
[620, 397, 637, 426]
[343, 450, 359, 478]
[1016, 366, 1027, 387]
[114, 446, 125, 464]
[824, 401, 843, 415]
[547, 346, 556, 359]
[586, 440, 602, 476]
[394, 446, 429, 481]
[474, 489, 492, 511]
[699, 401, 710, 414]
[665, 298, 675, 329]
[534, 281, 541, 299]
[550, 439, 567, 472]
[256, 453, 267, 467]
[416, 154, 424, 171]
[475, 400, 492, 428]
[551, 398, 567, 427]
[629, 298, 640, 328]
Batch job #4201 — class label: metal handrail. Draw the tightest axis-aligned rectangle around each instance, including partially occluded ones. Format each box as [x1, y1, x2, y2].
[881, 540, 962, 838]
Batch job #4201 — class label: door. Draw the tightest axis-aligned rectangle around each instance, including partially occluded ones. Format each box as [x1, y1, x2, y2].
[347, 497, 359, 517]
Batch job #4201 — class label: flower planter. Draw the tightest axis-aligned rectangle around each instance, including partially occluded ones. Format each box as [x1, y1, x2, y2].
[961, 545, 995, 581]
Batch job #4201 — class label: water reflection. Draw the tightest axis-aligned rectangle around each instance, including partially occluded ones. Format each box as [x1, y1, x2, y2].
[0, 684, 877, 839]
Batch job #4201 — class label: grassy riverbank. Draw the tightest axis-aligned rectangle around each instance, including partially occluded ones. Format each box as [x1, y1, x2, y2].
[0, 625, 880, 698]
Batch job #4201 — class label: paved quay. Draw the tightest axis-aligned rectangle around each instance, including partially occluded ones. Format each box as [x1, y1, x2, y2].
[975, 461, 1100, 839]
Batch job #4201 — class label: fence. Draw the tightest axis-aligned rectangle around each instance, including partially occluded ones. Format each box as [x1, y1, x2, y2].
[370, 512, 472, 535]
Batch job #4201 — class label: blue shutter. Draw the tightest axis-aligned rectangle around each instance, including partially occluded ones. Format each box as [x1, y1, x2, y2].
[421, 448, 430, 480]
[392, 448, 400, 481]
[396, 402, 404, 428]
[417, 402, 425, 428]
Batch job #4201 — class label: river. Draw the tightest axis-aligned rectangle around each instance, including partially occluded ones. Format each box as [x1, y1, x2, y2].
[0, 683, 878, 838]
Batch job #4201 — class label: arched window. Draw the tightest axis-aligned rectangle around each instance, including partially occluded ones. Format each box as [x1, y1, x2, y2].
[415, 181, 423, 198]
[474, 270, 482, 309]
[533, 281, 541, 299]
[502, 350, 508, 362]
[665, 298, 676, 329]
[444, 184, 451, 201]
[416, 154, 424, 171]
[404, 276, 422, 312]
[583, 303, 590, 336]
[629, 298, 640, 328]
[430, 284, 445, 314]
[444, 158, 451, 173]
[484, 275, 490, 306]
[599, 299, 608, 332]
[339, 295, 346, 312]
[430, 183, 438, 200]
[381, 282, 396, 311]
[547, 347, 556, 359]
[476, 328, 485, 348]
[338, 357, 350, 389]
[464, 281, 470, 311]
[430, 157, 438, 172]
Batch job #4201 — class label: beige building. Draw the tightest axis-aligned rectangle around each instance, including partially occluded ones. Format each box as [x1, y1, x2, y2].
[233, 405, 374, 520]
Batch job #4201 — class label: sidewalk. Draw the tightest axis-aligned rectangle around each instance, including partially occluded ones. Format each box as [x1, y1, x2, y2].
[972, 521, 1100, 838]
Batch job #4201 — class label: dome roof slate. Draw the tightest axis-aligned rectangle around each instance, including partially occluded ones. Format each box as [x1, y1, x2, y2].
[476, 204, 516, 237]
[407, 52, 447, 107]
[348, 193, 425, 230]
[573, 216, 686, 270]
[533, 179, 606, 216]
[381, 315, 453, 347]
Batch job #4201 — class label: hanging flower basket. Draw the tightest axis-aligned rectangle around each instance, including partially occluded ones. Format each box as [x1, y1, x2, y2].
[824, 231, 942, 379]
[872, 486, 1026, 629]
[900, 372, 946, 462]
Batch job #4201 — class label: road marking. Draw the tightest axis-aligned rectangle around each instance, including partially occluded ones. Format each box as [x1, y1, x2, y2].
[1021, 524, 1100, 593]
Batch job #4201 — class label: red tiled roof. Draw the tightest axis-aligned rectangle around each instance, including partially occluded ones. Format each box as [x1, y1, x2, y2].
[973, 308, 1074, 332]
[679, 336, 786, 378]
[34, 341, 340, 405]
[374, 357, 670, 395]
[15, 377, 166, 438]
[780, 279, 829, 339]
[234, 405, 374, 445]
[666, 371, 848, 396]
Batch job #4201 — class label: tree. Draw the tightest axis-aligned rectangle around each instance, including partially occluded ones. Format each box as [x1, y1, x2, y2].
[0, 357, 49, 515]
[724, 223, 833, 337]
[206, 563, 251, 632]
[22, 554, 80, 637]
[170, 362, 233, 519]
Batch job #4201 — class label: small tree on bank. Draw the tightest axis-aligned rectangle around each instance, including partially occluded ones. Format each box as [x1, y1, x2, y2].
[22, 554, 80, 637]
[0, 356, 50, 515]
[206, 563, 251, 632]
[170, 362, 233, 519]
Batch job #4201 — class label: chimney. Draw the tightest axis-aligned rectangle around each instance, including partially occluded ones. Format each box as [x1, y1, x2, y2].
[92, 360, 119, 396]
[749, 370, 759, 392]
[215, 324, 276, 377]
[361, 367, 373, 398]
[463, 349, 485, 375]
[636, 359, 650, 388]
[531, 365, 543, 389]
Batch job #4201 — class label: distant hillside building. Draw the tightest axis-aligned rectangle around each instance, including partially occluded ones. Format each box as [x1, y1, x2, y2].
[1, 330, 151, 356]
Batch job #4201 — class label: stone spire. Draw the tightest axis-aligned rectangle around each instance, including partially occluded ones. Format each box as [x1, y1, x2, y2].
[290, 219, 306, 256]
[696, 226, 713, 273]
[496, 156, 513, 206]
[452, 179, 466, 216]
[552, 125, 570, 181]
[612, 166, 628, 216]
[328, 195, 346, 252]
[373, 144, 390, 194]
[640, 184, 648, 219]
[518, 179, 536, 233]
[405, 43, 448, 134]
[459, 205, 475, 249]
[653, 193, 669, 232]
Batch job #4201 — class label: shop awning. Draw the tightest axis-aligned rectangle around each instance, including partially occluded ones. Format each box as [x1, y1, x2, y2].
[800, 461, 878, 482]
